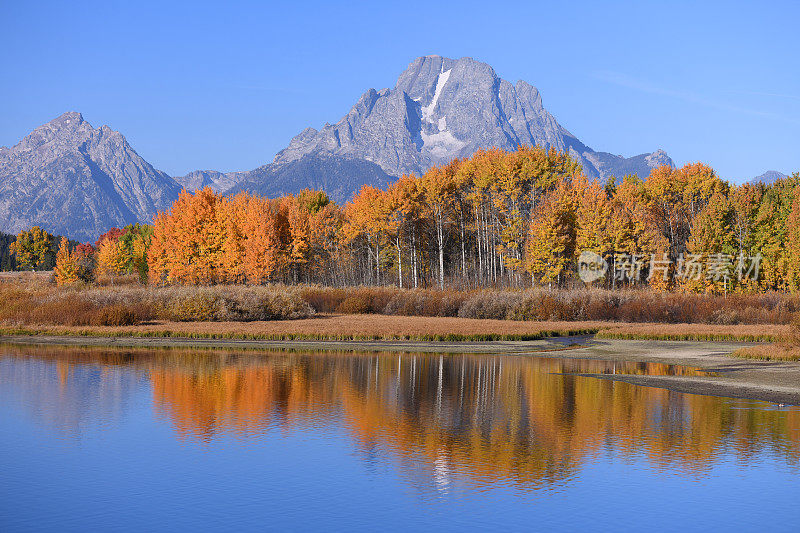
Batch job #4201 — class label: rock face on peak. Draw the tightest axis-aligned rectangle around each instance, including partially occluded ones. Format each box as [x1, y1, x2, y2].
[0, 112, 180, 241]
[173, 170, 247, 194]
[751, 170, 788, 185]
[231, 55, 673, 201]
[0, 57, 675, 240]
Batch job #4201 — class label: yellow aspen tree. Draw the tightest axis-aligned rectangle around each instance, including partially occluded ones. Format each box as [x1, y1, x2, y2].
[574, 174, 614, 257]
[754, 174, 798, 291]
[96, 238, 127, 278]
[681, 192, 736, 293]
[148, 211, 174, 284]
[286, 192, 317, 282]
[54, 236, 79, 284]
[11, 226, 54, 271]
[785, 187, 800, 291]
[343, 185, 389, 284]
[525, 179, 576, 286]
[218, 194, 247, 284]
[616, 175, 671, 290]
[422, 164, 457, 289]
[241, 194, 280, 284]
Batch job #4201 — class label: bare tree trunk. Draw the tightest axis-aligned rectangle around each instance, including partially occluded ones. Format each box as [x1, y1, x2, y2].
[476, 206, 482, 285]
[396, 236, 403, 288]
[412, 228, 418, 289]
[437, 213, 445, 290]
[375, 240, 380, 285]
[460, 209, 466, 282]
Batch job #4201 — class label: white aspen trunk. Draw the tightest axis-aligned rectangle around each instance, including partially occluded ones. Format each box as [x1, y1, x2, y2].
[396, 236, 403, 288]
[476, 205, 482, 284]
[412, 228, 418, 289]
[460, 209, 466, 281]
[375, 240, 380, 285]
[437, 212, 445, 290]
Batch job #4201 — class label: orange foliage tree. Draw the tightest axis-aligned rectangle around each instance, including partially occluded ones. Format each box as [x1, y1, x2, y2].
[131, 147, 796, 292]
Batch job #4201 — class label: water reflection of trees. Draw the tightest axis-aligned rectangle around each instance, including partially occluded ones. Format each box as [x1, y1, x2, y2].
[3, 346, 799, 487]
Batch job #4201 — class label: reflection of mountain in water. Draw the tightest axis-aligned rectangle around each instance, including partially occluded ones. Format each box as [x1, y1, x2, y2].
[3, 346, 799, 489]
[0, 349, 147, 438]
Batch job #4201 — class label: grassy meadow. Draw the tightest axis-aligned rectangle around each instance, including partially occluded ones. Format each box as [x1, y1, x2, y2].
[1, 272, 799, 354]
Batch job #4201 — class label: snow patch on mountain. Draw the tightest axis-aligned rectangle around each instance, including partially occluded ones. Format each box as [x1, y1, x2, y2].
[421, 68, 451, 121]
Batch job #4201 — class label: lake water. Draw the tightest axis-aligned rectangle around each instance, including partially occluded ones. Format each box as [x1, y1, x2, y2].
[1, 345, 799, 532]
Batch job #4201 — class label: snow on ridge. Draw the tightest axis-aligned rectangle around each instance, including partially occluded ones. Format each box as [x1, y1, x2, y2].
[421, 130, 466, 158]
[418, 67, 464, 158]
[421, 68, 451, 121]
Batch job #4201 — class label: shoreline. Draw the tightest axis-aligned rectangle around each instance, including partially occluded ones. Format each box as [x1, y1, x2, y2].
[2, 332, 799, 405]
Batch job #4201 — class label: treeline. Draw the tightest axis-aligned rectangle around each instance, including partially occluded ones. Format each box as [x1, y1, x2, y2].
[2, 227, 84, 273]
[3, 224, 150, 283]
[6, 145, 800, 294]
[144, 146, 800, 293]
[0, 231, 16, 271]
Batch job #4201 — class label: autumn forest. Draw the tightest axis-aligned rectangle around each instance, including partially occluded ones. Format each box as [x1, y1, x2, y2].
[7, 146, 800, 294]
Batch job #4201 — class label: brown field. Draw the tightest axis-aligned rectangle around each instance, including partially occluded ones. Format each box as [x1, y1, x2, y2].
[595, 323, 788, 342]
[0, 313, 790, 343]
[732, 343, 800, 361]
[4, 314, 604, 341]
[1, 274, 797, 350]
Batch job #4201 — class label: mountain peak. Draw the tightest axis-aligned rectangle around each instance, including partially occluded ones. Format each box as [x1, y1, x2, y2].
[0, 112, 179, 240]
[51, 111, 85, 126]
[751, 170, 788, 185]
[267, 54, 670, 188]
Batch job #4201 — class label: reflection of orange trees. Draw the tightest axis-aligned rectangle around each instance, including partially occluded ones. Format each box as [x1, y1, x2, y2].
[336, 356, 760, 485]
[9, 346, 800, 485]
[150, 357, 348, 441]
[142, 352, 800, 483]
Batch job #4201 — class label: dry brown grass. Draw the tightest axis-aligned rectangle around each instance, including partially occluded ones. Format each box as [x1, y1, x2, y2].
[299, 285, 799, 324]
[12, 314, 603, 341]
[1, 314, 791, 343]
[732, 343, 800, 361]
[732, 312, 800, 360]
[596, 322, 788, 342]
[0, 280, 313, 326]
[2, 275, 798, 342]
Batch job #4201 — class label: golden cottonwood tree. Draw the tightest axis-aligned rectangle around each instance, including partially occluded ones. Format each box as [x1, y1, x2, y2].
[526, 180, 576, 286]
[97, 238, 128, 278]
[54, 237, 79, 284]
[11, 226, 54, 271]
[110, 145, 798, 292]
[681, 192, 736, 293]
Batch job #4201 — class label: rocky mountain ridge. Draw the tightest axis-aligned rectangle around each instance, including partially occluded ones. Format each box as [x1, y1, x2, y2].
[230, 55, 673, 198]
[0, 112, 180, 241]
[1, 55, 678, 240]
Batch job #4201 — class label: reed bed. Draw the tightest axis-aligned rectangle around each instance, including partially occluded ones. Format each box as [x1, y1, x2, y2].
[0, 315, 605, 341]
[299, 285, 798, 324]
[0, 280, 314, 326]
[0, 316, 790, 344]
[732, 344, 800, 361]
[595, 323, 787, 343]
[731, 314, 800, 360]
[1, 275, 799, 334]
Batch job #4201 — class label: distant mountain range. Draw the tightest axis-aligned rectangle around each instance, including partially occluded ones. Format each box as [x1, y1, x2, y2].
[750, 170, 788, 185]
[9, 54, 784, 242]
[0, 112, 179, 242]
[235, 56, 673, 192]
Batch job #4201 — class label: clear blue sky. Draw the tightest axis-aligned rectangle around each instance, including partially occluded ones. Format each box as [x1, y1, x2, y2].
[1, 0, 798, 182]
